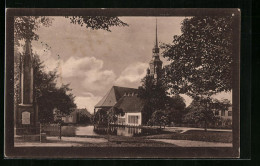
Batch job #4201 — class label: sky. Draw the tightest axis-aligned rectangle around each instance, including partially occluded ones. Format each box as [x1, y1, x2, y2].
[29, 16, 232, 113]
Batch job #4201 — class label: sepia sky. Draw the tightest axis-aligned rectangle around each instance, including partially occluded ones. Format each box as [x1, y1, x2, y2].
[30, 16, 232, 113]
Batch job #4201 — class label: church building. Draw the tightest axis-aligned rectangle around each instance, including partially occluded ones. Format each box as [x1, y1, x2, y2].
[94, 20, 163, 126]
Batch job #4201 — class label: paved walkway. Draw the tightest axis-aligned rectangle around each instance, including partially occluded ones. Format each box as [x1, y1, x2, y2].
[15, 136, 108, 147]
[47, 136, 107, 143]
[15, 142, 83, 147]
[150, 139, 232, 147]
[163, 127, 232, 133]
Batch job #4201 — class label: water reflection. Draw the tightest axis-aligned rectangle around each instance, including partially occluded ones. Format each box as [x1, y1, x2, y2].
[93, 126, 159, 137]
[60, 125, 98, 137]
[44, 125, 160, 137]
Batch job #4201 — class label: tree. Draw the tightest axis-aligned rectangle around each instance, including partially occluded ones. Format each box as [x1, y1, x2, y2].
[93, 108, 109, 126]
[33, 55, 76, 123]
[14, 16, 53, 45]
[149, 110, 169, 128]
[138, 74, 169, 124]
[77, 109, 92, 124]
[161, 16, 234, 98]
[67, 16, 128, 31]
[93, 107, 124, 126]
[166, 95, 186, 125]
[14, 16, 127, 46]
[183, 97, 230, 131]
[107, 107, 124, 125]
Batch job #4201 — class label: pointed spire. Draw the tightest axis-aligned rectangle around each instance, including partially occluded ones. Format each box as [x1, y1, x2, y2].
[152, 18, 159, 54]
[155, 18, 158, 47]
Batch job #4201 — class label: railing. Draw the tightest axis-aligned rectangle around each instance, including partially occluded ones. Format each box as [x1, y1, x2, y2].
[40, 123, 62, 140]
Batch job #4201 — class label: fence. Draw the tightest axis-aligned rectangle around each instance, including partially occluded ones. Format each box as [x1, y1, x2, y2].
[40, 123, 62, 138]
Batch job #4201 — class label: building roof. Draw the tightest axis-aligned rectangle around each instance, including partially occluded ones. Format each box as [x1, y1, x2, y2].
[95, 86, 139, 108]
[113, 95, 145, 113]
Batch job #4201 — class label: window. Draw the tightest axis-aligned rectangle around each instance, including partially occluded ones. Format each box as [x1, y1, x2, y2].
[228, 111, 232, 116]
[128, 116, 138, 124]
[221, 110, 225, 116]
[215, 111, 219, 116]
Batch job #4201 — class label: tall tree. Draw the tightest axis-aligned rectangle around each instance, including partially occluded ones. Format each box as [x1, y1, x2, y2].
[161, 16, 234, 98]
[138, 74, 169, 124]
[33, 55, 76, 123]
[166, 95, 186, 125]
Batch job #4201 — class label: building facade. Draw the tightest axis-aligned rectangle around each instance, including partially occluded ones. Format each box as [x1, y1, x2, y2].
[94, 86, 143, 126]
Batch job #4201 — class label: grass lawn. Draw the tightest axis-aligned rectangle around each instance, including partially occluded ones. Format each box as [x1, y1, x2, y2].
[15, 135, 178, 147]
[143, 130, 232, 143]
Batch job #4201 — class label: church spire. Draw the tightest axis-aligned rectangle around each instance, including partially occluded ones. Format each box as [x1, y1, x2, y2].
[155, 18, 158, 48]
[149, 18, 163, 79]
[153, 18, 159, 54]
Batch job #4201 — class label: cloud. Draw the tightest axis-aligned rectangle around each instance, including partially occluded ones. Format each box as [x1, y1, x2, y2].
[60, 56, 116, 96]
[74, 93, 102, 113]
[62, 56, 104, 78]
[115, 62, 148, 88]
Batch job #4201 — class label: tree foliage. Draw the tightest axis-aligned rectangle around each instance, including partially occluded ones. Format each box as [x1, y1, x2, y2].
[67, 16, 128, 31]
[14, 16, 53, 45]
[138, 74, 169, 124]
[14, 16, 127, 44]
[93, 109, 109, 126]
[75, 109, 92, 124]
[184, 97, 231, 131]
[107, 107, 124, 124]
[93, 107, 124, 126]
[162, 16, 234, 98]
[138, 73, 187, 125]
[166, 95, 187, 124]
[33, 55, 76, 123]
[148, 110, 169, 128]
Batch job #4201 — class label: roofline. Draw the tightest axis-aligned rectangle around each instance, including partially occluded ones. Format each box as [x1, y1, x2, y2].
[112, 85, 138, 90]
[94, 106, 113, 108]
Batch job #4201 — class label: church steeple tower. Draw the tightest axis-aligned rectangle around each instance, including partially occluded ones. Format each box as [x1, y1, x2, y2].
[148, 18, 163, 80]
[152, 19, 160, 55]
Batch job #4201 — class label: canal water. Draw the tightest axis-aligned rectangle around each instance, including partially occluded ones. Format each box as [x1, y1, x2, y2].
[60, 125, 161, 137]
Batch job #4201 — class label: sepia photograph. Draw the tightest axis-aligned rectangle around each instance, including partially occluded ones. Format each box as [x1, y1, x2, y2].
[5, 8, 240, 158]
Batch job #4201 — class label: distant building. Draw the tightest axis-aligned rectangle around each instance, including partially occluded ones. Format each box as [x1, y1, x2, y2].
[213, 106, 232, 126]
[213, 106, 232, 119]
[54, 108, 92, 124]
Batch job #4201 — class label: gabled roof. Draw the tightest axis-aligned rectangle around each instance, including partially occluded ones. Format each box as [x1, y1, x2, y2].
[95, 86, 138, 108]
[113, 95, 145, 113]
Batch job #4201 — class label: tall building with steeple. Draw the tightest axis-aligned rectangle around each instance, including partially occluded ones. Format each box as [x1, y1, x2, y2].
[95, 19, 166, 126]
[147, 19, 163, 80]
